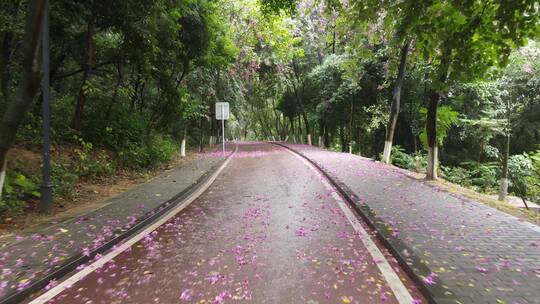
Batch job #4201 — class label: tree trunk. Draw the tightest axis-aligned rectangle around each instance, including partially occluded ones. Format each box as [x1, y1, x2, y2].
[0, 158, 6, 198]
[152, 65, 189, 125]
[71, 19, 94, 131]
[105, 62, 123, 120]
[349, 99, 354, 154]
[290, 117, 295, 143]
[318, 120, 324, 147]
[498, 134, 510, 201]
[300, 110, 310, 144]
[426, 91, 439, 180]
[0, 0, 23, 106]
[332, 24, 336, 54]
[382, 40, 410, 164]
[0, 32, 14, 106]
[340, 126, 346, 152]
[210, 99, 217, 145]
[291, 59, 311, 141]
[282, 117, 289, 140]
[138, 80, 146, 113]
[256, 111, 270, 138]
[199, 117, 204, 152]
[180, 128, 187, 158]
[499, 99, 511, 201]
[412, 134, 418, 153]
[271, 97, 283, 140]
[297, 115, 303, 143]
[426, 50, 451, 180]
[0, 0, 46, 198]
[323, 125, 329, 148]
[357, 129, 362, 155]
[130, 65, 141, 111]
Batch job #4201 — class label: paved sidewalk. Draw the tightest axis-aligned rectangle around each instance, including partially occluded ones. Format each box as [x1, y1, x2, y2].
[282, 143, 540, 304]
[0, 144, 234, 301]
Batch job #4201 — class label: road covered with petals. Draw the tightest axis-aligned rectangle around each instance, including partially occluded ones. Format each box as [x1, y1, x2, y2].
[29, 142, 423, 304]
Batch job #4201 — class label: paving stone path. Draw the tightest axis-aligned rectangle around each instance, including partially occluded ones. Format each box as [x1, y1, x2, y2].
[284, 143, 540, 304]
[0, 144, 233, 301]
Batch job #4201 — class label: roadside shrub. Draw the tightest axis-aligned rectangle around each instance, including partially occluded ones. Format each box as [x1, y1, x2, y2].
[81, 100, 150, 152]
[51, 96, 78, 142]
[528, 151, 540, 203]
[146, 135, 178, 165]
[467, 162, 499, 193]
[73, 136, 116, 178]
[440, 166, 472, 187]
[118, 143, 151, 169]
[508, 152, 540, 203]
[390, 145, 410, 168]
[391, 147, 540, 202]
[441, 162, 499, 193]
[0, 173, 40, 215]
[390, 145, 426, 172]
[51, 161, 79, 199]
[118, 135, 178, 169]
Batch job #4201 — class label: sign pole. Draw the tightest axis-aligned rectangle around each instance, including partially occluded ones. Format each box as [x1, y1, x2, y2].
[221, 105, 225, 154]
[40, 0, 53, 213]
[215, 102, 229, 154]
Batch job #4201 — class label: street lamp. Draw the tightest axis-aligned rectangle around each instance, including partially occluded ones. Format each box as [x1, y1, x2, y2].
[40, 0, 52, 213]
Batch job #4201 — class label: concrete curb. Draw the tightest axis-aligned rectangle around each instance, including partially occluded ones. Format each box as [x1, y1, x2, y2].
[0, 145, 237, 304]
[272, 142, 454, 304]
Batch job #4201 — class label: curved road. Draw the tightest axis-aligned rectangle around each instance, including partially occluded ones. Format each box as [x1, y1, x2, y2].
[29, 142, 423, 304]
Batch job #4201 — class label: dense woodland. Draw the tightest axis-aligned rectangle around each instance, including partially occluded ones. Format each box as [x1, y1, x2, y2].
[0, 0, 539, 215]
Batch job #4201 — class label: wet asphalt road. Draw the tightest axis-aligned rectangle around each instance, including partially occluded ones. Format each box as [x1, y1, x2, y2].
[33, 142, 423, 304]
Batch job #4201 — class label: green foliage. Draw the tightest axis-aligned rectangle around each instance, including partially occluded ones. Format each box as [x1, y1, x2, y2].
[2, 0, 540, 217]
[51, 161, 78, 199]
[118, 135, 178, 169]
[11, 174, 39, 196]
[508, 152, 540, 203]
[390, 145, 427, 172]
[526, 151, 540, 203]
[0, 132, 177, 216]
[4, 173, 39, 199]
[461, 161, 499, 193]
[259, 0, 297, 15]
[439, 154, 540, 200]
[181, 97, 208, 122]
[73, 137, 116, 178]
[86, 104, 150, 152]
[309, 55, 349, 122]
[146, 135, 179, 165]
[0, 172, 39, 215]
[440, 166, 472, 188]
[419, 105, 459, 148]
[405, 0, 539, 87]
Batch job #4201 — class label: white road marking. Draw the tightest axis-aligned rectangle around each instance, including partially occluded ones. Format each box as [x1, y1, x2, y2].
[286, 148, 415, 304]
[29, 146, 238, 304]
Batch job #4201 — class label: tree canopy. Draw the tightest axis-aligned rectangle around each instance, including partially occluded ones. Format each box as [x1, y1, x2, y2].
[1, 0, 540, 213]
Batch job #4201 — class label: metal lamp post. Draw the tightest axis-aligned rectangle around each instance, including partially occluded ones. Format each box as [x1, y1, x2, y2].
[40, 0, 53, 213]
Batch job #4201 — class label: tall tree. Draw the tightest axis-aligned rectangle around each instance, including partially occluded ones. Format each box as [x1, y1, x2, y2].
[413, 0, 539, 179]
[382, 40, 410, 163]
[0, 0, 46, 197]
